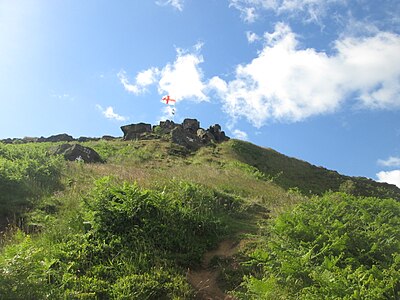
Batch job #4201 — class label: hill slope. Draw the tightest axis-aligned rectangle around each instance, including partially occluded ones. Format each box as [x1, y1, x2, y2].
[228, 140, 400, 200]
[0, 135, 399, 299]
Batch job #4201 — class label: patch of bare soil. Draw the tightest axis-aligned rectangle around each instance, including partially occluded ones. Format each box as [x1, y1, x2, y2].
[187, 239, 240, 300]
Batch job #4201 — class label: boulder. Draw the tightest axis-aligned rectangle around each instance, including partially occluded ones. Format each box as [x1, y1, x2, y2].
[1, 138, 13, 144]
[77, 136, 100, 143]
[53, 144, 102, 163]
[102, 135, 118, 141]
[121, 123, 152, 140]
[38, 133, 75, 143]
[155, 120, 179, 134]
[22, 137, 39, 143]
[208, 124, 229, 142]
[171, 127, 202, 150]
[197, 129, 215, 144]
[182, 118, 200, 134]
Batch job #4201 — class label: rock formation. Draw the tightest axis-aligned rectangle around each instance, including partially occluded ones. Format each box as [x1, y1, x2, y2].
[208, 124, 229, 142]
[120, 118, 229, 150]
[53, 144, 102, 163]
[121, 123, 152, 140]
[38, 133, 75, 143]
[155, 120, 179, 134]
[182, 118, 200, 134]
[102, 135, 119, 141]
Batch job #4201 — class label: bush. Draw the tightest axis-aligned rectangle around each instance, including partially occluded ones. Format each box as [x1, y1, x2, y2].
[240, 193, 400, 299]
[0, 143, 64, 227]
[85, 177, 226, 265]
[0, 177, 241, 299]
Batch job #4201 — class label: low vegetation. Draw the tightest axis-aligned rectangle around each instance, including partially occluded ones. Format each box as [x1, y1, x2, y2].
[238, 193, 400, 299]
[0, 143, 64, 229]
[0, 138, 399, 299]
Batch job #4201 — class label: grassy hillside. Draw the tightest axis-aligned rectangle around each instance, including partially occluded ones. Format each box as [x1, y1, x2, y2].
[0, 138, 399, 299]
[229, 140, 400, 199]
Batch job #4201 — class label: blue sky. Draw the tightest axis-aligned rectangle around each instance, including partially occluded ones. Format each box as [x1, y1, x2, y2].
[1, 0, 400, 187]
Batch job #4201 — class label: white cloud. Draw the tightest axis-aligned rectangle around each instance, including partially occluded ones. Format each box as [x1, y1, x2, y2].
[211, 23, 400, 127]
[121, 45, 208, 102]
[96, 105, 127, 122]
[232, 129, 248, 140]
[377, 170, 400, 188]
[159, 105, 177, 121]
[378, 156, 400, 167]
[156, 0, 184, 11]
[246, 31, 260, 43]
[118, 68, 159, 95]
[158, 49, 208, 101]
[231, 3, 258, 23]
[229, 0, 344, 23]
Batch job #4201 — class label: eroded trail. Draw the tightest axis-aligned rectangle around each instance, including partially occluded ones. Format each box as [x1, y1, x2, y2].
[187, 239, 240, 300]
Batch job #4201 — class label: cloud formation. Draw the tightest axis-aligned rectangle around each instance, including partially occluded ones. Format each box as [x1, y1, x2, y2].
[120, 25, 400, 128]
[229, 0, 344, 23]
[118, 68, 159, 95]
[246, 31, 260, 43]
[156, 0, 184, 11]
[96, 105, 127, 122]
[378, 156, 400, 167]
[232, 129, 248, 140]
[119, 45, 207, 102]
[377, 170, 400, 188]
[211, 23, 400, 127]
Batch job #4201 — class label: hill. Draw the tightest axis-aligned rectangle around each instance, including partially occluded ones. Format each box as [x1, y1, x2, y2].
[229, 140, 400, 200]
[0, 119, 399, 299]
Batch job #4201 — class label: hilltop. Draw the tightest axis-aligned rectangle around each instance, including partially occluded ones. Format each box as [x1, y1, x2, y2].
[1, 119, 399, 299]
[2, 118, 398, 200]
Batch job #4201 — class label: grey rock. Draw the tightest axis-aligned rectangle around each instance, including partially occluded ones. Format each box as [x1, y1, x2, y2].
[155, 120, 179, 134]
[22, 137, 39, 143]
[197, 129, 215, 144]
[53, 144, 102, 163]
[102, 135, 118, 141]
[171, 127, 202, 150]
[182, 118, 200, 134]
[38, 133, 75, 143]
[77, 137, 100, 142]
[121, 123, 152, 140]
[1, 138, 14, 144]
[208, 124, 229, 142]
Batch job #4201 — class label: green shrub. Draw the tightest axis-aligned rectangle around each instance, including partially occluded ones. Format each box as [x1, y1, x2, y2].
[0, 230, 58, 299]
[0, 177, 240, 299]
[85, 177, 226, 265]
[0, 143, 64, 227]
[240, 193, 400, 299]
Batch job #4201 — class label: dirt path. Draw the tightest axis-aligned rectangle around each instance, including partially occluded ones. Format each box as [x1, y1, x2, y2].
[187, 239, 240, 300]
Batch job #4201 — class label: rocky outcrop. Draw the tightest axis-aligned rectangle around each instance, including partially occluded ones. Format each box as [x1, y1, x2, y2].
[208, 124, 229, 142]
[120, 118, 230, 150]
[102, 135, 119, 141]
[1, 118, 230, 151]
[183, 119, 200, 134]
[121, 123, 152, 140]
[171, 126, 202, 150]
[38, 133, 75, 143]
[155, 120, 179, 134]
[53, 144, 102, 163]
[197, 129, 215, 144]
[1, 138, 13, 144]
[77, 136, 100, 143]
